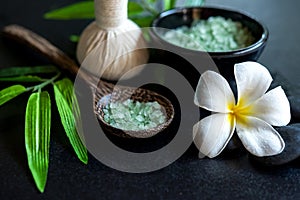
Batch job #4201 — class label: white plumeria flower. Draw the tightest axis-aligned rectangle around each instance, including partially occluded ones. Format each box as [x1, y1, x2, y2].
[193, 61, 291, 158]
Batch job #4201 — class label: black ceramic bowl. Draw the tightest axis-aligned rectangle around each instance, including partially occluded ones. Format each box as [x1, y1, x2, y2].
[150, 6, 269, 86]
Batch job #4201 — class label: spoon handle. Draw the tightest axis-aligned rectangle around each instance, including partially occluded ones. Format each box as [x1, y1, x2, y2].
[2, 24, 114, 93]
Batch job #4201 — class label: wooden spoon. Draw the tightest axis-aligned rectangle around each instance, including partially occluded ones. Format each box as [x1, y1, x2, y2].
[2, 24, 174, 138]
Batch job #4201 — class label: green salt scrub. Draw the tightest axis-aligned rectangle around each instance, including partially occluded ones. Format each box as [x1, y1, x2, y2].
[103, 99, 166, 131]
[162, 16, 255, 52]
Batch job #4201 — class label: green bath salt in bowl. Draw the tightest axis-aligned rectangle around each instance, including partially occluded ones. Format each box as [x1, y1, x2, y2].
[162, 16, 255, 52]
[150, 7, 269, 87]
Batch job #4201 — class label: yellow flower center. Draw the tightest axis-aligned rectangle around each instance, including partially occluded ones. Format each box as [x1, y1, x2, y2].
[228, 101, 253, 126]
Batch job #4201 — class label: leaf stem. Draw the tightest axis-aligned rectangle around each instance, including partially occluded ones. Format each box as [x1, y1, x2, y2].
[26, 72, 61, 92]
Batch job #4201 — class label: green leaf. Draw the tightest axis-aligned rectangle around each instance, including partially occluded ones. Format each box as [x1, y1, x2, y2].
[128, 1, 144, 17]
[44, 1, 94, 20]
[0, 66, 57, 77]
[183, 0, 205, 7]
[25, 91, 51, 193]
[53, 78, 88, 164]
[131, 15, 154, 27]
[55, 78, 81, 119]
[0, 85, 26, 106]
[164, 0, 176, 10]
[0, 75, 44, 82]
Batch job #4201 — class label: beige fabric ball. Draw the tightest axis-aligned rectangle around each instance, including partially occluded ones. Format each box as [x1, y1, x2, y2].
[76, 20, 149, 81]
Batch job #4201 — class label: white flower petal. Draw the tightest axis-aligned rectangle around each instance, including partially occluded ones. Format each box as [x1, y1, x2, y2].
[193, 113, 235, 158]
[236, 116, 285, 157]
[246, 86, 291, 126]
[194, 71, 235, 113]
[234, 62, 273, 107]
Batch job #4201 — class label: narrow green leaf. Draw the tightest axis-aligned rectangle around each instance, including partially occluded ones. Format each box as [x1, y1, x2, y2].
[183, 0, 205, 7]
[44, 1, 94, 20]
[55, 78, 81, 120]
[25, 91, 51, 193]
[0, 85, 26, 106]
[53, 79, 88, 164]
[0, 66, 57, 77]
[0, 75, 44, 82]
[170, 0, 177, 8]
[128, 1, 144, 17]
[163, 0, 176, 10]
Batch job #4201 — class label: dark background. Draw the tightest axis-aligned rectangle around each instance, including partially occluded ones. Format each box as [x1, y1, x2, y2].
[0, 0, 299, 199]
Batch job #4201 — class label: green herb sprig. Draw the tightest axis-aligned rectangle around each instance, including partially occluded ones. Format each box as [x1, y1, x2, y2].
[0, 65, 88, 193]
[1, 0, 205, 193]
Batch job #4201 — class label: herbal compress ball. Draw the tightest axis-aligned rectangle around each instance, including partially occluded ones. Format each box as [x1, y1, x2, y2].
[76, 0, 149, 80]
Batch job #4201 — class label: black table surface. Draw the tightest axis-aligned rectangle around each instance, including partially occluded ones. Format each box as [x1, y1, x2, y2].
[0, 0, 299, 199]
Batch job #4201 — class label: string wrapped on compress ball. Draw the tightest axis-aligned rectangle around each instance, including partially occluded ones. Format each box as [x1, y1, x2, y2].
[76, 0, 149, 80]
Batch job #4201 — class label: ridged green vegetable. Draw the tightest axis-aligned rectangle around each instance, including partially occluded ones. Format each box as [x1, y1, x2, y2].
[53, 78, 88, 164]
[25, 91, 51, 193]
[0, 85, 26, 106]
